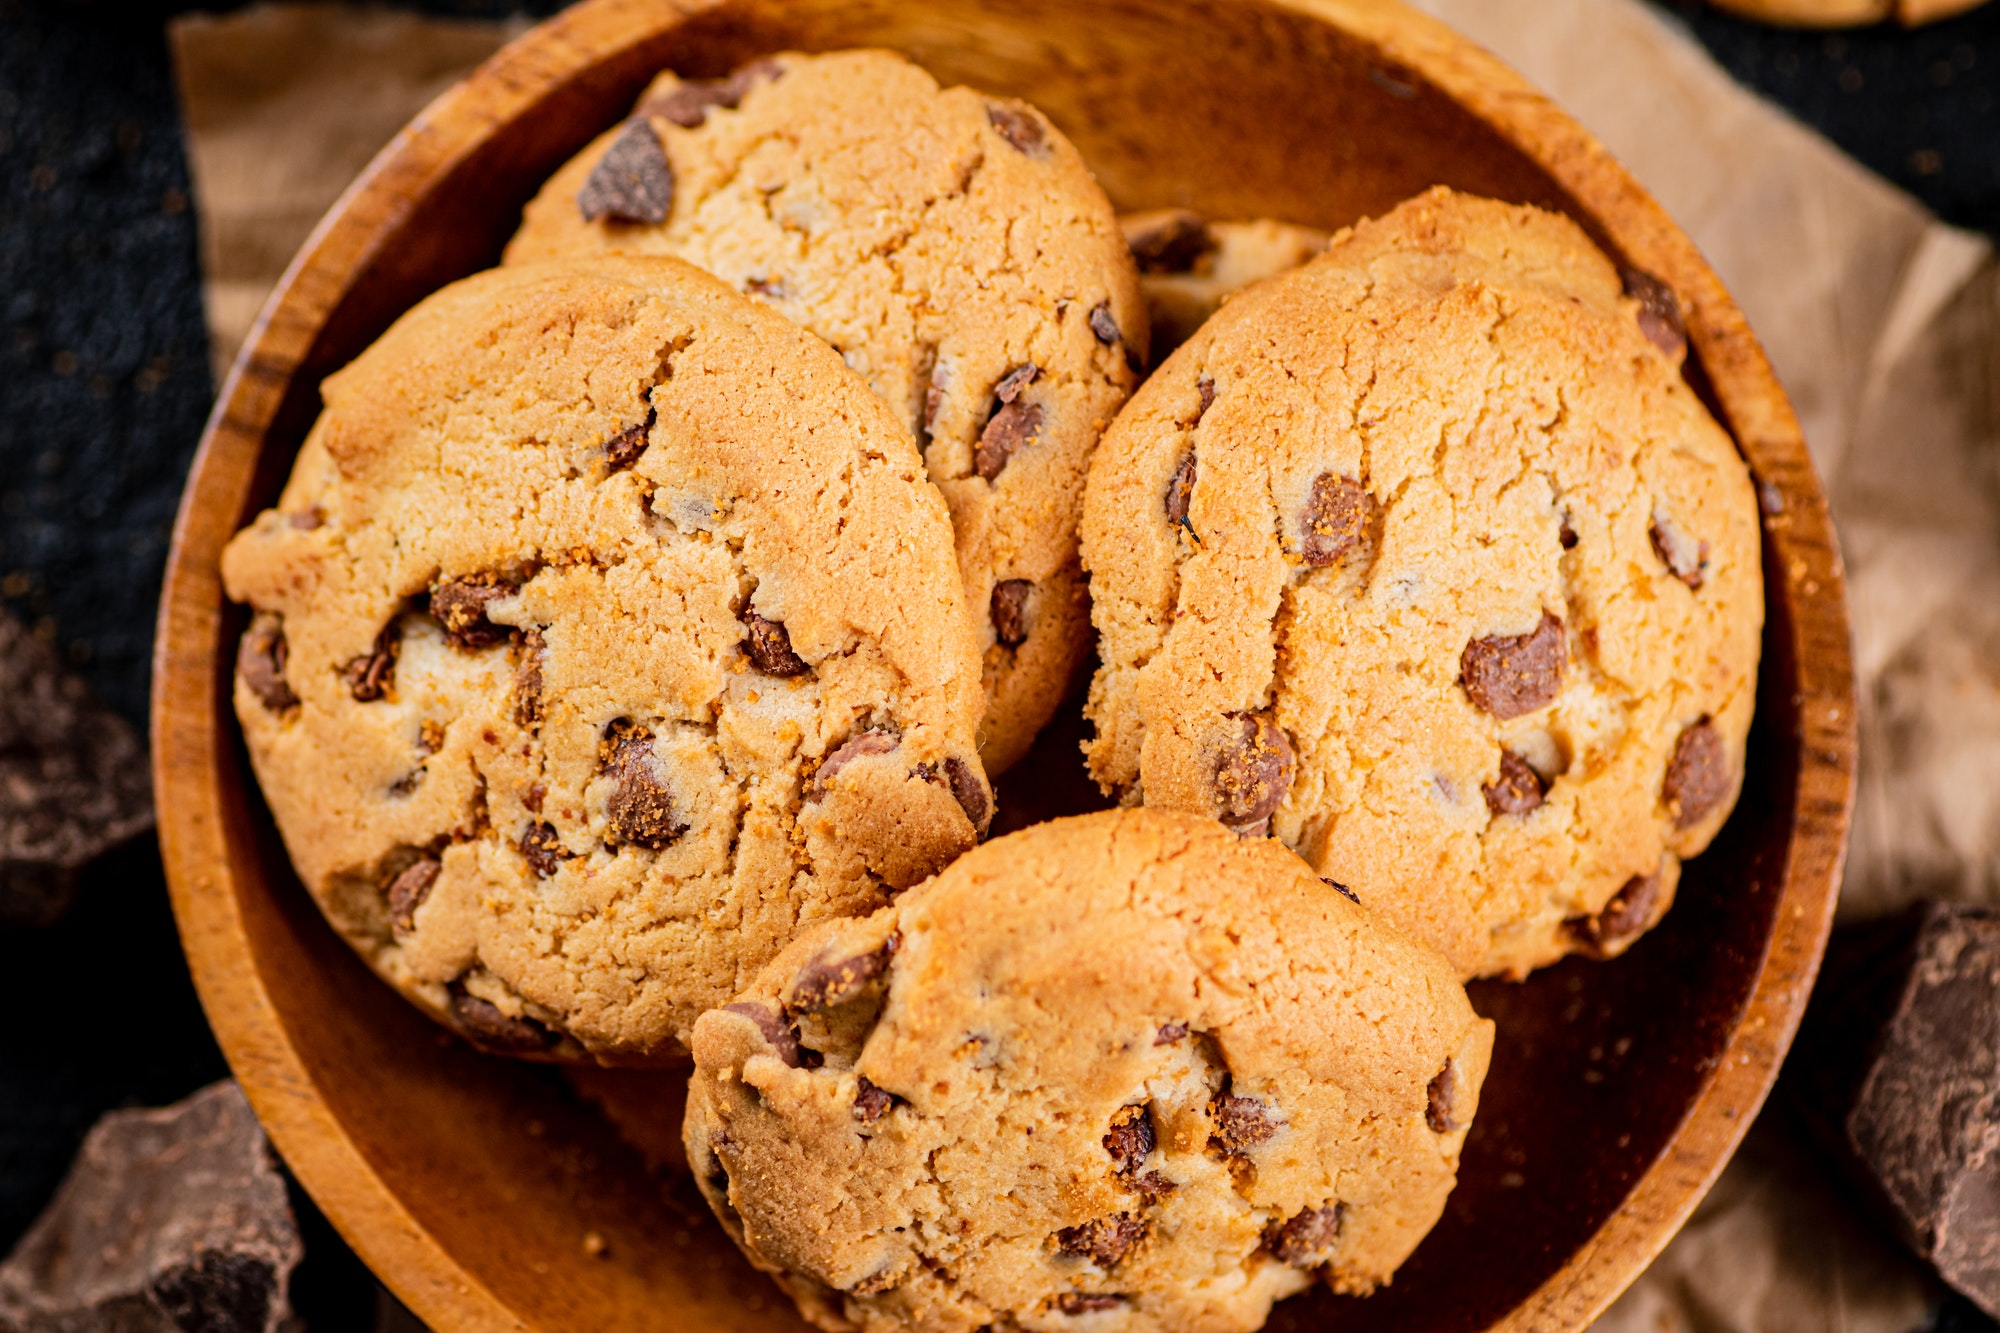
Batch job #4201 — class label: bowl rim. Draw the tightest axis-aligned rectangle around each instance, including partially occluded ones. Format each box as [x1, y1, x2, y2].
[151, 1, 1857, 1328]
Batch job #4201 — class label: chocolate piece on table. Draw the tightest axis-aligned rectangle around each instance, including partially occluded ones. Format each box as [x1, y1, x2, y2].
[0, 1081, 302, 1333]
[0, 607, 153, 925]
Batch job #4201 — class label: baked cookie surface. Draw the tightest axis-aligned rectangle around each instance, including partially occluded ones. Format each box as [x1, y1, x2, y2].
[685, 808, 1492, 1333]
[508, 50, 1144, 774]
[1082, 188, 1763, 979]
[221, 256, 992, 1064]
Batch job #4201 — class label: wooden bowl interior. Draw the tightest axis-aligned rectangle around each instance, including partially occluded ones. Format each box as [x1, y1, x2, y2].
[189, 2, 1825, 1329]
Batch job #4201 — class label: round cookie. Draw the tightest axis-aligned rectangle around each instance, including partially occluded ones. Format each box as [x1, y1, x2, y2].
[506, 50, 1145, 775]
[220, 255, 994, 1064]
[1082, 187, 1763, 980]
[685, 808, 1493, 1333]
[1120, 209, 1329, 360]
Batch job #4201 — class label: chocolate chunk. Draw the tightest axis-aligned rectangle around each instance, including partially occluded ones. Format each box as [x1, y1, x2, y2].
[1212, 711, 1294, 827]
[1196, 374, 1216, 418]
[1210, 1089, 1279, 1153]
[986, 103, 1046, 154]
[1055, 1213, 1148, 1268]
[521, 822, 564, 878]
[449, 987, 557, 1054]
[385, 856, 440, 935]
[1155, 1021, 1188, 1045]
[975, 402, 1041, 481]
[993, 363, 1039, 404]
[1088, 300, 1121, 346]
[944, 756, 992, 836]
[1460, 611, 1566, 720]
[1663, 718, 1730, 828]
[577, 119, 674, 224]
[514, 629, 545, 727]
[1650, 511, 1708, 589]
[720, 1000, 801, 1067]
[636, 59, 780, 128]
[789, 934, 898, 1011]
[991, 579, 1032, 648]
[0, 609, 152, 925]
[1123, 209, 1217, 274]
[1263, 1203, 1343, 1266]
[604, 417, 651, 472]
[741, 609, 809, 676]
[1427, 1058, 1465, 1132]
[1131, 1171, 1177, 1204]
[430, 573, 518, 650]
[603, 727, 686, 850]
[1300, 471, 1370, 567]
[1056, 1293, 1126, 1314]
[342, 619, 400, 702]
[853, 1075, 899, 1123]
[1564, 870, 1667, 957]
[0, 1081, 300, 1333]
[237, 611, 298, 713]
[286, 507, 323, 530]
[1482, 749, 1547, 817]
[1559, 512, 1579, 549]
[1621, 265, 1687, 361]
[1324, 879, 1360, 904]
[1103, 1104, 1157, 1174]
[811, 731, 899, 799]
[1163, 452, 1197, 533]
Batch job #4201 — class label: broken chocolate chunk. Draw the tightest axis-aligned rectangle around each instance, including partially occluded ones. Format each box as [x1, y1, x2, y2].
[1482, 750, 1547, 817]
[1196, 374, 1216, 418]
[788, 934, 898, 1011]
[342, 619, 400, 702]
[1264, 1203, 1343, 1267]
[637, 59, 780, 128]
[1212, 711, 1294, 827]
[520, 822, 564, 878]
[1427, 1059, 1465, 1132]
[741, 609, 809, 676]
[853, 1075, 899, 1123]
[1088, 301, 1121, 346]
[1055, 1213, 1148, 1268]
[385, 856, 440, 935]
[1564, 870, 1667, 957]
[943, 756, 992, 837]
[1164, 451, 1197, 531]
[604, 416, 651, 472]
[237, 611, 298, 713]
[1324, 879, 1360, 904]
[993, 363, 1039, 404]
[720, 1000, 802, 1067]
[991, 579, 1032, 648]
[0, 1081, 300, 1333]
[514, 629, 545, 728]
[1122, 209, 1217, 274]
[811, 730, 899, 799]
[1650, 511, 1708, 590]
[1209, 1089, 1279, 1153]
[1300, 471, 1371, 567]
[430, 573, 518, 650]
[577, 118, 675, 224]
[603, 726, 687, 850]
[1056, 1293, 1126, 1314]
[449, 987, 557, 1054]
[975, 402, 1042, 482]
[1663, 718, 1730, 828]
[1460, 611, 1566, 720]
[1155, 1021, 1188, 1045]
[1103, 1104, 1156, 1174]
[986, 103, 1046, 153]
[1621, 265, 1687, 361]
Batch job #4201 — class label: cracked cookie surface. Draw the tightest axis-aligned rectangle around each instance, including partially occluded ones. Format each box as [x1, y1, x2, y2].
[507, 49, 1144, 774]
[1082, 188, 1763, 980]
[684, 808, 1492, 1333]
[221, 256, 991, 1064]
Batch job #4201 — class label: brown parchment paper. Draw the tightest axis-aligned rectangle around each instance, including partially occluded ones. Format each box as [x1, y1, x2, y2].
[169, 2, 2000, 1326]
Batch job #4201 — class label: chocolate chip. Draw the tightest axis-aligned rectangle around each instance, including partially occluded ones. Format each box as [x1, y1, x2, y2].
[1460, 612, 1566, 720]
[1124, 209, 1216, 274]
[944, 756, 992, 836]
[603, 726, 686, 850]
[853, 1075, 899, 1123]
[385, 857, 439, 935]
[1131, 1171, 1177, 1204]
[1482, 750, 1547, 817]
[1088, 301, 1121, 346]
[991, 579, 1032, 648]
[741, 609, 808, 676]
[1650, 511, 1708, 590]
[1621, 266, 1687, 361]
[1559, 512, 1579, 550]
[1263, 1203, 1343, 1266]
[430, 573, 518, 650]
[287, 507, 323, 529]
[1154, 1021, 1188, 1045]
[1426, 1058, 1465, 1132]
[604, 416, 651, 472]
[1056, 1293, 1126, 1314]
[1564, 869, 1667, 956]
[521, 822, 564, 878]
[1196, 374, 1216, 418]
[1664, 718, 1730, 827]
[1055, 1214, 1147, 1268]
[342, 620, 400, 703]
[789, 934, 898, 1011]
[1209, 1089, 1278, 1153]
[1212, 711, 1294, 827]
[577, 119, 674, 225]
[237, 613, 298, 713]
[514, 629, 545, 728]
[449, 987, 557, 1054]
[975, 402, 1041, 481]
[1325, 879, 1360, 904]
[1161, 453, 1198, 535]
[636, 58, 780, 128]
[986, 103, 1046, 154]
[993, 363, 1039, 404]
[1103, 1104, 1156, 1174]
[1300, 472, 1370, 567]
[721, 1000, 802, 1067]
[811, 731, 899, 799]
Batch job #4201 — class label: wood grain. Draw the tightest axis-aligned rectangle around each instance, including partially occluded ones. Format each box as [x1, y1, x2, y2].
[151, 1, 1857, 1330]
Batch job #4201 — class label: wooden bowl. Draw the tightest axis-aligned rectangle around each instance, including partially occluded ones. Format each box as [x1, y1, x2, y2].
[152, 1, 1856, 1329]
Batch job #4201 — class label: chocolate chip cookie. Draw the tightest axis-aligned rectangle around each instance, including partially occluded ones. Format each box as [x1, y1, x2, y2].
[1082, 188, 1762, 979]
[507, 50, 1144, 775]
[221, 255, 993, 1063]
[1120, 209, 1329, 359]
[684, 808, 1492, 1332]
